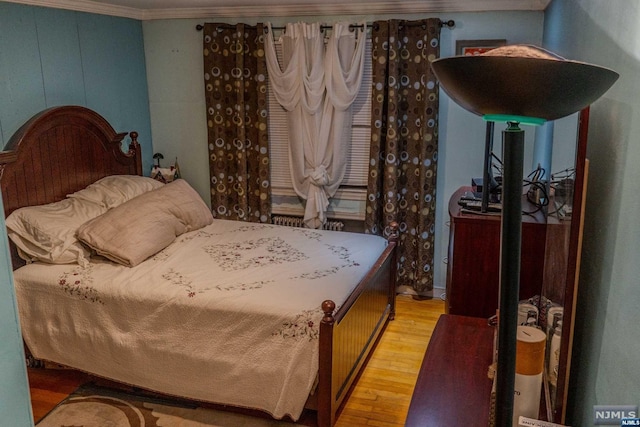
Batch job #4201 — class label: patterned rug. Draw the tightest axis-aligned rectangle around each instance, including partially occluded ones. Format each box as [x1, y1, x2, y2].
[37, 384, 306, 427]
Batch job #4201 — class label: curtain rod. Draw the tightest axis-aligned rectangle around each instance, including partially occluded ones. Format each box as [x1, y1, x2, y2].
[195, 19, 455, 32]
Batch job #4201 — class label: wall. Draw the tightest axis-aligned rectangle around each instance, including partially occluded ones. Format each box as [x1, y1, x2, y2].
[143, 11, 545, 294]
[0, 2, 153, 173]
[0, 195, 33, 426]
[543, 0, 640, 424]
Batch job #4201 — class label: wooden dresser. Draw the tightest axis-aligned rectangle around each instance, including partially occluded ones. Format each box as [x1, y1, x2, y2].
[405, 314, 495, 426]
[445, 186, 548, 318]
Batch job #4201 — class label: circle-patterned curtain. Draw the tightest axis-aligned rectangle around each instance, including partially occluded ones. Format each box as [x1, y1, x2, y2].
[365, 19, 441, 293]
[203, 23, 271, 223]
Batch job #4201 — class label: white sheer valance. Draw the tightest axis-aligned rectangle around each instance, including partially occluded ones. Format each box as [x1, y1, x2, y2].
[265, 22, 366, 228]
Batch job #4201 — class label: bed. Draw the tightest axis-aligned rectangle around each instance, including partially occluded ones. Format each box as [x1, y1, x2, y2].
[0, 105, 397, 427]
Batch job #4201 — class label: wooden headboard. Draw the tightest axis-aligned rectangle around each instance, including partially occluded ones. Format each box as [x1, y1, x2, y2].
[0, 105, 143, 217]
[0, 106, 143, 269]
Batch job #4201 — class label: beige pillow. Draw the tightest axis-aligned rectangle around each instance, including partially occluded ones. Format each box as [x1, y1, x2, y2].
[77, 179, 213, 267]
[68, 175, 163, 209]
[6, 198, 107, 265]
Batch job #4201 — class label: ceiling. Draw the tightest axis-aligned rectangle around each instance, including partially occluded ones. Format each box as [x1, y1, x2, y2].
[4, 0, 550, 19]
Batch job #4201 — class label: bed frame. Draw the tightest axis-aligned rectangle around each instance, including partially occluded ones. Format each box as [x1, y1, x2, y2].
[0, 105, 397, 427]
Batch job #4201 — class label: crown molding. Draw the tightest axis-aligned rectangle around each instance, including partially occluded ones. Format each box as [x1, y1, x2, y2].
[2, 0, 550, 20]
[2, 0, 144, 19]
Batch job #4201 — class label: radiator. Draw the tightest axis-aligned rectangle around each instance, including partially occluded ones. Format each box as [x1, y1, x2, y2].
[272, 215, 345, 231]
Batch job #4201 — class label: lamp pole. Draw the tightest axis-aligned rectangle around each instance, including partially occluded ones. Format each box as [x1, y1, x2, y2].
[496, 121, 525, 426]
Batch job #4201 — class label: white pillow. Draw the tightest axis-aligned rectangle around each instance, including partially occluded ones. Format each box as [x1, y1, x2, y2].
[77, 179, 213, 267]
[67, 175, 164, 209]
[6, 198, 107, 265]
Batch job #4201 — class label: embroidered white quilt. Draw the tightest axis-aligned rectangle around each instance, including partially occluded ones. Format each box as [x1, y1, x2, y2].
[13, 219, 388, 420]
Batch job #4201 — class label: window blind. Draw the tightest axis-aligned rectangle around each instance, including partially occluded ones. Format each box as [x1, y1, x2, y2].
[267, 36, 372, 195]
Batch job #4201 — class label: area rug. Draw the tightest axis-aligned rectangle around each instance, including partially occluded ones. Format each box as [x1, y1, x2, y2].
[37, 384, 306, 427]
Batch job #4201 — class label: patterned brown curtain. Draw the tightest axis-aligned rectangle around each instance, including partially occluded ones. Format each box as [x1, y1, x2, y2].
[365, 19, 441, 293]
[203, 23, 271, 223]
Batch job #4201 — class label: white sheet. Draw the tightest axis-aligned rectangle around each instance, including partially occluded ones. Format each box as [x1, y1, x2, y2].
[14, 219, 387, 420]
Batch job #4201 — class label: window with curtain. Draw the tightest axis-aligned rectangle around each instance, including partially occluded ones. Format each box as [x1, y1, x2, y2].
[203, 20, 440, 293]
[267, 32, 372, 222]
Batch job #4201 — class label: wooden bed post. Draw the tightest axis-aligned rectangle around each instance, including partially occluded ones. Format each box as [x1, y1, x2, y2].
[127, 131, 143, 176]
[388, 221, 399, 320]
[318, 299, 336, 427]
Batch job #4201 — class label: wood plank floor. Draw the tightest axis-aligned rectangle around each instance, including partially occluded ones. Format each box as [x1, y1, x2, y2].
[335, 295, 444, 427]
[29, 294, 445, 426]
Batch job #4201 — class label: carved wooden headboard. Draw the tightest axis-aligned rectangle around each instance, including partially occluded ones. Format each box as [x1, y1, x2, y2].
[0, 105, 143, 268]
[0, 105, 143, 217]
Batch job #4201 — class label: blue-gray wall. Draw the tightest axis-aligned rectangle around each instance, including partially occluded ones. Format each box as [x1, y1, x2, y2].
[543, 0, 640, 424]
[0, 2, 153, 173]
[0, 195, 32, 427]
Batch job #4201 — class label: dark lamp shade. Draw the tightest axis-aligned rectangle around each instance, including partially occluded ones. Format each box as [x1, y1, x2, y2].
[431, 47, 619, 122]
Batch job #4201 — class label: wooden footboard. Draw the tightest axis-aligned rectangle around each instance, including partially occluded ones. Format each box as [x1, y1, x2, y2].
[317, 225, 398, 427]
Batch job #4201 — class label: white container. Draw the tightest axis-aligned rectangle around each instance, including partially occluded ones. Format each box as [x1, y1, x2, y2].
[518, 303, 539, 326]
[513, 326, 547, 427]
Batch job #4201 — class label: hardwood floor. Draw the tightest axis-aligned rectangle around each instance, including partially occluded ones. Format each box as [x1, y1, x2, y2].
[28, 294, 444, 425]
[28, 368, 91, 422]
[335, 295, 444, 427]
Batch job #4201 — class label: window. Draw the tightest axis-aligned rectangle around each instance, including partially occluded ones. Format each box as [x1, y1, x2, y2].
[267, 34, 372, 220]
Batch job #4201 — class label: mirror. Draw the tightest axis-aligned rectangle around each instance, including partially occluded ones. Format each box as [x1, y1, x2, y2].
[535, 108, 588, 423]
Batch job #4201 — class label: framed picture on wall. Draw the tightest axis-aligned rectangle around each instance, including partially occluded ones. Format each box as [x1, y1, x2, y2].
[456, 39, 507, 56]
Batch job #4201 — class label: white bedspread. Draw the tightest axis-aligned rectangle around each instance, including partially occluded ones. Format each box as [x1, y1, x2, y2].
[13, 219, 387, 420]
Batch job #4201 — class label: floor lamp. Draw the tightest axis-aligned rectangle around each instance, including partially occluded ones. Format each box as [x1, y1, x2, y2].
[431, 45, 618, 426]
